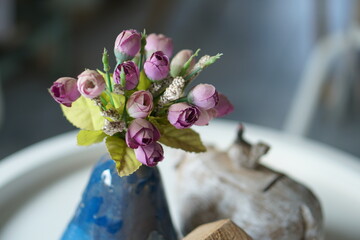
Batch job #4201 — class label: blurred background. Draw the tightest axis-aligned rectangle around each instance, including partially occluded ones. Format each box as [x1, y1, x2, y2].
[0, 0, 360, 160]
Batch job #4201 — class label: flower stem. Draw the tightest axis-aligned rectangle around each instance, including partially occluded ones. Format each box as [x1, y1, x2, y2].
[105, 89, 115, 107]
[179, 49, 200, 76]
[173, 96, 188, 103]
[99, 95, 107, 106]
[184, 67, 201, 81]
[138, 30, 147, 72]
[106, 72, 112, 92]
[102, 48, 113, 92]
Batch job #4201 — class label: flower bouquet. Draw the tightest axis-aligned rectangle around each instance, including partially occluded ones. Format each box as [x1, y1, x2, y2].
[49, 29, 234, 239]
[49, 29, 233, 177]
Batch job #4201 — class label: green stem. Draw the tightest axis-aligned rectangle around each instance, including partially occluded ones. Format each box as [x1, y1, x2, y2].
[184, 67, 201, 82]
[179, 48, 201, 76]
[99, 95, 107, 105]
[173, 96, 188, 103]
[106, 72, 113, 92]
[102, 48, 113, 92]
[138, 30, 147, 71]
[122, 99, 129, 127]
[105, 90, 115, 107]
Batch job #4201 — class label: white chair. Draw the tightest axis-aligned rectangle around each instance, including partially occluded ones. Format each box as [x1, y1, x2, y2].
[284, 25, 360, 136]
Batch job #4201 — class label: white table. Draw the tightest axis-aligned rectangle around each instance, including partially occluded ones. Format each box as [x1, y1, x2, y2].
[0, 120, 360, 240]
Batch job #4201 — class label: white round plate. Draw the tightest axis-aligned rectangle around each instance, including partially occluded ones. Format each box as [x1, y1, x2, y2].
[0, 120, 360, 240]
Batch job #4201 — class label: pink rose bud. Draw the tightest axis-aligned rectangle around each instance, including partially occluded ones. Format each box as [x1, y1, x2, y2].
[135, 142, 164, 167]
[144, 51, 170, 81]
[114, 29, 141, 62]
[214, 93, 234, 117]
[77, 70, 105, 99]
[167, 103, 200, 129]
[126, 90, 153, 118]
[195, 108, 217, 126]
[49, 77, 81, 107]
[113, 61, 139, 90]
[145, 33, 173, 58]
[188, 84, 219, 110]
[170, 49, 195, 77]
[126, 118, 160, 149]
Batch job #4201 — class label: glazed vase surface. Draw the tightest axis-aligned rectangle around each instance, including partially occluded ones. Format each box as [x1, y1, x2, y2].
[61, 154, 177, 240]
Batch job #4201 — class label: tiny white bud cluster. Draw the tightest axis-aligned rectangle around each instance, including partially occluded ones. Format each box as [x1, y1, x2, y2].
[194, 55, 211, 69]
[101, 109, 121, 121]
[103, 120, 126, 136]
[158, 76, 185, 107]
[149, 77, 173, 96]
[113, 84, 125, 95]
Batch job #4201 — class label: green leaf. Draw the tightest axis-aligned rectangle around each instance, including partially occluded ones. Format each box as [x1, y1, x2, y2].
[149, 117, 169, 130]
[150, 118, 206, 153]
[61, 96, 104, 130]
[105, 136, 142, 177]
[137, 71, 151, 90]
[77, 130, 107, 146]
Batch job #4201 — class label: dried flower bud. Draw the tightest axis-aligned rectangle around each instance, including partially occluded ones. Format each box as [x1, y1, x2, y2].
[113, 61, 139, 90]
[135, 142, 164, 167]
[126, 91, 153, 118]
[114, 29, 141, 62]
[126, 119, 160, 149]
[167, 103, 200, 129]
[195, 107, 217, 126]
[170, 49, 195, 77]
[188, 84, 219, 110]
[77, 70, 105, 99]
[213, 93, 234, 117]
[145, 33, 173, 58]
[144, 51, 170, 81]
[49, 77, 80, 107]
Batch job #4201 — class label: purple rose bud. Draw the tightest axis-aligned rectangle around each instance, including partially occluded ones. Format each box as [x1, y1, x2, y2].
[167, 103, 200, 129]
[77, 70, 106, 99]
[114, 29, 141, 62]
[49, 77, 81, 107]
[144, 51, 170, 81]
[188, 84, 219, 110]
[126, 119, 160, 149]
[126, 90, 153, 118]
[135, 142, 164, 167]
[145, 33, 173, 58]
[213, 93, 234, 117]
[195, 107, 217, 126]
[170, 49, 195, 77]
[113, 61, 139, 90]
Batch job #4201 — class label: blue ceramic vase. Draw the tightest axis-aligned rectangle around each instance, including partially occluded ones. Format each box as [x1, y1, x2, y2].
[62, 154, 178, 240]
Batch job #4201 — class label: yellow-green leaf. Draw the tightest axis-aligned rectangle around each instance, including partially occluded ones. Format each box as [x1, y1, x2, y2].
[105, 136, 142, 177]
[97, 69, 113, 89]
[137, 71, 151, 90]
[97, 69, 106, 79]
[111, 93, 126, 113]
[77, 130, 107, 146]
[149, 118, 206, 153]
[61, 96, 104, 130]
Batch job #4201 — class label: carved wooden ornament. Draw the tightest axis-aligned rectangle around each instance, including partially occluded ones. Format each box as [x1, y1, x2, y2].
[176, 125, 324, 240]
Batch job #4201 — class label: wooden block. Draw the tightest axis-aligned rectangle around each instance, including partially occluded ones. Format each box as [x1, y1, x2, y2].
[183, 219, 253, 240]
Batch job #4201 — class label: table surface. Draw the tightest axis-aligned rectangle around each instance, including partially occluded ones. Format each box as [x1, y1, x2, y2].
[0, 119, 360, 240]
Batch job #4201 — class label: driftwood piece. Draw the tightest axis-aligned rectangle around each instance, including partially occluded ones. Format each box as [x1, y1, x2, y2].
[183, 219, 252, 240]
[176, 125, 324, 240]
